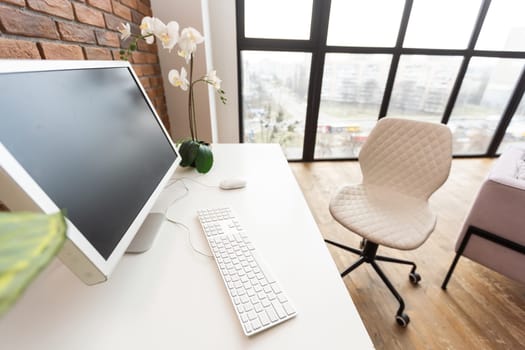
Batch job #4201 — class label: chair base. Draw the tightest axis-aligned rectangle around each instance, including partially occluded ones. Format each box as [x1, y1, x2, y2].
[325, 238, 420, 327]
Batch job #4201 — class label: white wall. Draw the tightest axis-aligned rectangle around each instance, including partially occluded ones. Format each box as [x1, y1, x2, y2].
[150, 0, 240, 143]
[204, 0, 240, 143]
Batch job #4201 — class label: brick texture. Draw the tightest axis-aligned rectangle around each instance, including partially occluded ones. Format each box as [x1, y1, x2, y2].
[0, 0, 171, 132]
[87, 0, 111, 12]
[0, 6, 59, 39]
[95, 29, 119, 47]
[27, 0, 74, 20]
[0, 0, 25, 6]
[0, 38, 41, 58]
[74, 2, 105, 27]
[39, 42, 85, 59]
[112, 0, 131, 21]
[58, 21, 96, 43]
[120, 0, 136, 9]
[103, 12, 122, 31]
[84, 46, 112, 60]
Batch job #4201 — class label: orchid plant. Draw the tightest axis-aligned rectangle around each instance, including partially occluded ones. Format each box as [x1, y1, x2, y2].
[119, 17, 226, 173]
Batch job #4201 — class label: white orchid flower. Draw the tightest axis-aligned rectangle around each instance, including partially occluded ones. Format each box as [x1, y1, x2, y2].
[168, 67, 189, 91]
[140, 16, 154, 42]
[118, 22, 131, 41]
[140, 17, 166, 44]
[177, 27, 204, 63]
[205, 70, 221, 90]
[157, 21, 179, 51]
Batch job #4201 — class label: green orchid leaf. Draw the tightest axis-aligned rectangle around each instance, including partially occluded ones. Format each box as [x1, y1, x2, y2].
[0, 211, 67, 317]
[179, 140, 200, 167]
[195, 144, 214, 173]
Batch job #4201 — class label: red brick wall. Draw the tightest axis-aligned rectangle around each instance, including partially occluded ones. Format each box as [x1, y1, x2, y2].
[0, 0, 170, 129]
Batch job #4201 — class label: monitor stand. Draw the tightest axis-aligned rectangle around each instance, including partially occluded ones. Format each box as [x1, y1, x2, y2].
[126, 212, 165, 254]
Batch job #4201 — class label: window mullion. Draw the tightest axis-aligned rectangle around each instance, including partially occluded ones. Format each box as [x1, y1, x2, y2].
[486, 67, 525, 156]
[378, 0, 413, 119]
[441, 0, 491, 126]
[301, 0, 332, 161]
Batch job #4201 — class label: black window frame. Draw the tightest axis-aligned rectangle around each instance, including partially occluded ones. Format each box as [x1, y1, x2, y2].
[236, 0, 525, 161]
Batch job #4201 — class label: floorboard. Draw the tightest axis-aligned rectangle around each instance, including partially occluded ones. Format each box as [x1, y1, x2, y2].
[290, 159, 525, 350]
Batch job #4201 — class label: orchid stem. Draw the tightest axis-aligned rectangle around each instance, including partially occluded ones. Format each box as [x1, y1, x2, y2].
[188, 55, 195, 141]
[192, 82, 198, 140]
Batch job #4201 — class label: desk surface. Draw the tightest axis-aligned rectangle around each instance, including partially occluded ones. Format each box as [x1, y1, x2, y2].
[0, 144, 373, 349]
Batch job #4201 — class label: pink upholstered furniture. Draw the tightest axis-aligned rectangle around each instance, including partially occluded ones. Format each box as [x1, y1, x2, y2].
[442, 145, 525, 289]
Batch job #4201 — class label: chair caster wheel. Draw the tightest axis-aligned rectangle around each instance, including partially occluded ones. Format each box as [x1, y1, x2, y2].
[396, 313, 410, 327]
[409, 272, 421, 284]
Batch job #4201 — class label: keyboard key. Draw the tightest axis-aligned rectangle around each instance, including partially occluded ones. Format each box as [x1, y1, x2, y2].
[244, 322, 252, 334]
[254, 303, 263, 313]
[282, 302, 295, 316]
[270, 283, 281, 294]
[197, 207, 297, 336]
[266, 307, 278, 322]
[259, 311, 270, 326]
[272, 301, 286, 319]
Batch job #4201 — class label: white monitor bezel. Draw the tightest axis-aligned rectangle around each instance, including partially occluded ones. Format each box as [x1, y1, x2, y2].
[0, 59, 180, 281]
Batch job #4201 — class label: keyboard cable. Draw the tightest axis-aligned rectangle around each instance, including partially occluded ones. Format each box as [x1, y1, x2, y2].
[163, 177, 213, 258]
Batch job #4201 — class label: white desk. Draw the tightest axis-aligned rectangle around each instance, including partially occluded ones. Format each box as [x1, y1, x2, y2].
[0, 144, 373, 349]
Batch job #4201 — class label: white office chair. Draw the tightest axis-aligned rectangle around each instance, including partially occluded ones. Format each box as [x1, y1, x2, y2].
[325, 117, 452, 327]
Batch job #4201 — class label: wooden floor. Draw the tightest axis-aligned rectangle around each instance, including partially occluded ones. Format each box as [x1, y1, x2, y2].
[290, 159, 525, 350]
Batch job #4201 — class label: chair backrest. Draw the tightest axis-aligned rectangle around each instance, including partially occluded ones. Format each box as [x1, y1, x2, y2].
[359, 118, 452, 200]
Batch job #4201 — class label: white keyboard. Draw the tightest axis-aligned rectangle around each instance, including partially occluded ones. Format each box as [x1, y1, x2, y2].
[197, 207, 297, 336]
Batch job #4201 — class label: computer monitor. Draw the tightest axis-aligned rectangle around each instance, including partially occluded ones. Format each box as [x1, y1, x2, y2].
[0, 60, 180, 285]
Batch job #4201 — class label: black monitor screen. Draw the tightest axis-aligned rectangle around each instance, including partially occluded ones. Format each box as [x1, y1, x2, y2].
[0, 67, 177, 259]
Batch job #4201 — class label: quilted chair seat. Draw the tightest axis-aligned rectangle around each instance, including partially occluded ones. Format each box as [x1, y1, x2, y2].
[326, 117, 452, 327]
[330, 184, 436, 250]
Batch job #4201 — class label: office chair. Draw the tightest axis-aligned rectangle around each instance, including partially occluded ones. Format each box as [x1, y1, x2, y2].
[325, 117, 452, 327]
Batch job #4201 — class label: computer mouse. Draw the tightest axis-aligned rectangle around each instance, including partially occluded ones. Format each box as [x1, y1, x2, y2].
[219, 178, 247, 190]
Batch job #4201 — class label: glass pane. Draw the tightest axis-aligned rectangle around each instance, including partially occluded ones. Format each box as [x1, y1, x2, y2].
[497, 95, 525, 153]
[388, 55, 462, 121]
[327, 0, 404, 47]
[404, 0, 481, 49]
[314, 54, 391, 159]
[476, 0, 525, 51]
[241, 51, 311, 160]
[245, 0, 312, 40]
[449, 58, 524, 155]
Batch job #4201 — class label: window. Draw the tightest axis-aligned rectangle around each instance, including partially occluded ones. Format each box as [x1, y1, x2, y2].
[241, 51, 311, 160]
[327, 0, 404, 47]
[498, 95, 525, 152]
[403, 0, 481, 49]
[315, 54, 391, 159]
[244, 0, 313, 40]
[237, 0, 525, 160]
[388, 55, 462, 122]
[449, 58, 524, 154]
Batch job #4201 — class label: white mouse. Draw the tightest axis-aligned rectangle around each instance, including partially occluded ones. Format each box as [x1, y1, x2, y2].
[219, 178, 247, 190]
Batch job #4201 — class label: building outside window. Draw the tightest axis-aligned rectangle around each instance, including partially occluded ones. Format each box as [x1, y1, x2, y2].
[237, 0, 525, 160]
